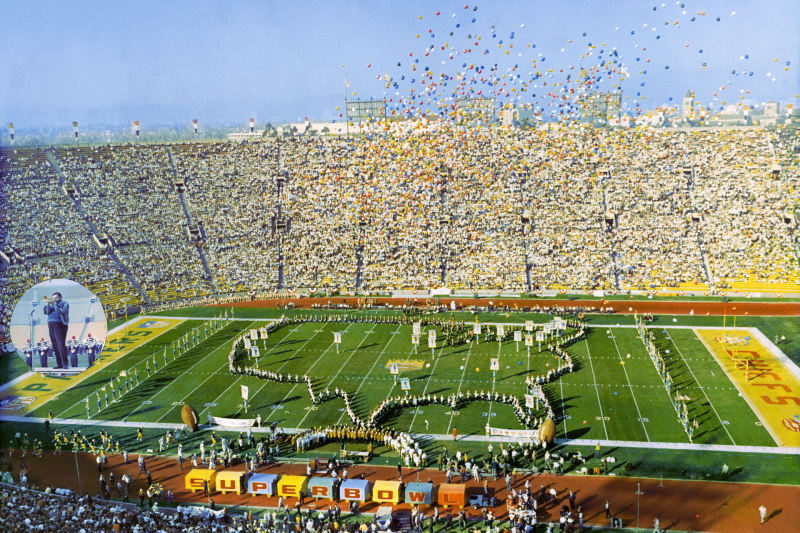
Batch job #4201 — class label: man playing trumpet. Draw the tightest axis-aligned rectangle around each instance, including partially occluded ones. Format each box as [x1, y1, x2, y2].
[43, 292, 70, 369]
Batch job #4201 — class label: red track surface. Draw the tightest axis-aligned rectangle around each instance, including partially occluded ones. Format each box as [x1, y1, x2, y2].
[212, 297, 800, 317]
[5, 449, 798, 532]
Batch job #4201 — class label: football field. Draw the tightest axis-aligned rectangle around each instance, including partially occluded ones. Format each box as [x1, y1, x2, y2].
[17, 309, 790, 450]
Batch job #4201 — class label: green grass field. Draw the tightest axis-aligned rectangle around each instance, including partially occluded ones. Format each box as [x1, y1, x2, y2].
[19, 309, 777, 449]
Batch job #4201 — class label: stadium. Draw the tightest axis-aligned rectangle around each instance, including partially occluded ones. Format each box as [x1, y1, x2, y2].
[2, 1, 800, 533]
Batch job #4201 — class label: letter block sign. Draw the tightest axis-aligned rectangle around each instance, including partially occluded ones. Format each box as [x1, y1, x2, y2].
[340, 479, 370, 501]
[278, 475, 308, 498]
[372, 480, 402, 505]
[185, 469, 217, 493]
[248, 474, 279, 496]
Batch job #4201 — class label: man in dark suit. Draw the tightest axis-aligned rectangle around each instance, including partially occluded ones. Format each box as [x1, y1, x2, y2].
[43, 292, 69, 369]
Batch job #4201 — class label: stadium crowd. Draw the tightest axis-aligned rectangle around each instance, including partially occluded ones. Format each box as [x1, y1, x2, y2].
[1, 126, 799, 331]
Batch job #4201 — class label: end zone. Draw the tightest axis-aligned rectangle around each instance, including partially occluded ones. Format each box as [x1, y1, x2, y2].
[0, 317, 184, 416]
[694, 327, 800, 447]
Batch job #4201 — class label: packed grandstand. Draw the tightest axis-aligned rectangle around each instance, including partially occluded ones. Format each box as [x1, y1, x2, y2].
[0, 126, 799, 345]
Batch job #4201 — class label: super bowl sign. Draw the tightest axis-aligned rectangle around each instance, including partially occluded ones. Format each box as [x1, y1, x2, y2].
[0, 396, 37, 410]
[714, 335, 750, 346]
[138, 320, 172, 329]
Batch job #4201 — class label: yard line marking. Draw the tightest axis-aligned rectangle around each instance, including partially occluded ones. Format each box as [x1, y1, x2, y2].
[54, 320, 194, 419]
[127, 321, 257, 420]
[666, 330, 737, 445]
[409, 329, 445, 434]
[560, 375, 568, 439]
[483, 343, 502, 430]
[297, 325, 378, 428]
[584, 338, 609, 440]
[607, 329, 650, 442]
[191, 320, 305, 420]
[446, 340, 474, 434]
[334, 324, 404, 426]
[272, 323, 348, 413]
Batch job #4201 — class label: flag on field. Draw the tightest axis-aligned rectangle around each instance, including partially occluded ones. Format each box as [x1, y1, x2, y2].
[241, 385, 249, 400]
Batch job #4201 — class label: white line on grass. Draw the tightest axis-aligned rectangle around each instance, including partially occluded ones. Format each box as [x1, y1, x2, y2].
[665, 330, 736, 445]
[238, 328, 318, 414]
[446, 340, 473, 434]
[272, 324, 350, 414]
[483, 343, 502, 430]
[174, 320, 301, 421]
[584, 338, 609, 440]
[607, 329, 651, 442]
[408, 330, 445, 433]
[227, 324, 350, 416]
[296, 324, 378, 428]
[128, 320, 258, 419]
[693, 328, 782, 446]
[333, 324, 403, 426]
[54, 321, 189, 419]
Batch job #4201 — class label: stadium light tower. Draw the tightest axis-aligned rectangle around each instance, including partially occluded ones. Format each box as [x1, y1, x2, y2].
[7, 123, 14, 144]
[133, 120, 140, 141]
[192, 119, 198, 139]
[249, 117, 255, 133]
[72, 122, 79, 143]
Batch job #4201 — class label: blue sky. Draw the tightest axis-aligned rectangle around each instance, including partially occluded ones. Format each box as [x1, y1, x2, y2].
[1, 0, 797, 127]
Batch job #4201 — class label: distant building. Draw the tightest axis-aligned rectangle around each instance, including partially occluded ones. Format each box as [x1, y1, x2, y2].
[682, 89, 693, 120]
[759, 101, 782, 126]
[227, 131, 264, 141]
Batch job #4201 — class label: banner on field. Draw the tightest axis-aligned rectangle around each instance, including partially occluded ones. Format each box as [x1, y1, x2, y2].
[333, 332, 342, 344]
[525, 334, 533, 346]
[250, 329, 258, 340]
[428, 330, 436, 340]
[428, 336, 436, 348]
[412, 334, 419, 345]
[413, 323, 421, 335]
[208, 415, 255, 428]
[473, 324, 481, 335]
[525, 394, 535, 408]
[497, 325, 504, 337]
[400, 378, 411, 390]
[244, 338, 251, 349]
[250, 346, 260, 358]
[536, 331, 544, 342]
[389, 364, 399, 375]
[525, 321, 534, 332]
[514, 331, 522, 342]
[241, 385, 249, 400]
[490, 358, 499, 371]
[543, 324, 551, 334]
[488, 426, 539, 438]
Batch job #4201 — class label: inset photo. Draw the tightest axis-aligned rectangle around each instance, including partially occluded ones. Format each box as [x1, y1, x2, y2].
[9, 279, 107, 374]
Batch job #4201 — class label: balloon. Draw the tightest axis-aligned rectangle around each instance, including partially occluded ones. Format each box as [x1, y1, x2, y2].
[716, 17, 720, 21]
[631, 31, 635, 34]
[582, 32, 586, 36]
